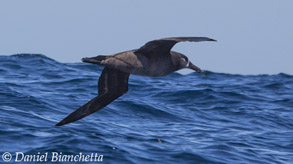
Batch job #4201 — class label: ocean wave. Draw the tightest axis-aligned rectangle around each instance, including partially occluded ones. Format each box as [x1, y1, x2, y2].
[0, 54, 292, 164]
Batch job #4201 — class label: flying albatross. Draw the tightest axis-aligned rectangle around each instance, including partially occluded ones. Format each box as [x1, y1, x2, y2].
[56, 37, 216, 126]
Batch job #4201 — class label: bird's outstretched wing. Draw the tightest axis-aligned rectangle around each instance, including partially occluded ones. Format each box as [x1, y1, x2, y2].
[55, 67, 129, 126]
[135, 37, 216, 58]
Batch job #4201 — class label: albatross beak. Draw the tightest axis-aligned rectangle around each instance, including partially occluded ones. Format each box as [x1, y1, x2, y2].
[188, 62, 202, 73]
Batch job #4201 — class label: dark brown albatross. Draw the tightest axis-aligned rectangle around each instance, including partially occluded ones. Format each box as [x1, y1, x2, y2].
[56, 37, 216, 126]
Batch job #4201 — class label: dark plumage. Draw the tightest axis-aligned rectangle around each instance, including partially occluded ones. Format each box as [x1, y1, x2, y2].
[56, 37, 216, 126]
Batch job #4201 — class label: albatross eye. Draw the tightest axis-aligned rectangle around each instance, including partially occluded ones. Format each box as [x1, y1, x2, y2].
[180, 58, 189, 67]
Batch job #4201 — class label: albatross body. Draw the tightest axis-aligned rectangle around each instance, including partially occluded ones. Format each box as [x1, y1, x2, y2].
[56, 37, 216, 126]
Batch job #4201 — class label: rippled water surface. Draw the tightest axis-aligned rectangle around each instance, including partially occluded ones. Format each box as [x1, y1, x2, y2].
[0, 54, 292, 164]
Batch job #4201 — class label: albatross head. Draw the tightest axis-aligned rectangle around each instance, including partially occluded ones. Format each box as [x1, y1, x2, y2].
[178, 54, 202, 73]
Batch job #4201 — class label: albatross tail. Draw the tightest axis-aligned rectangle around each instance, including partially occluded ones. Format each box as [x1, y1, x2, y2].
[82, 56, 107, 65]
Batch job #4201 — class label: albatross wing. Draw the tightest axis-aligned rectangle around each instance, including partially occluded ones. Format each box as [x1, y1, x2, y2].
[55, 67, 129, 126]
[135, 37, 216, 58]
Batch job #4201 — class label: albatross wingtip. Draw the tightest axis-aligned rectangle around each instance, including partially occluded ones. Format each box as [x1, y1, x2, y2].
[209, 38, 217, 42]
[55, 120, 67, 126]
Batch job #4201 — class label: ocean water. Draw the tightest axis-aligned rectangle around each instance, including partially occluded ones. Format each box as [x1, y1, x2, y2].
[0, 54, 292, 164]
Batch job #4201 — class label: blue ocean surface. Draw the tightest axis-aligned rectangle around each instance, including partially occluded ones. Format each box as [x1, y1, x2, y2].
[0, 54, 292, 164]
